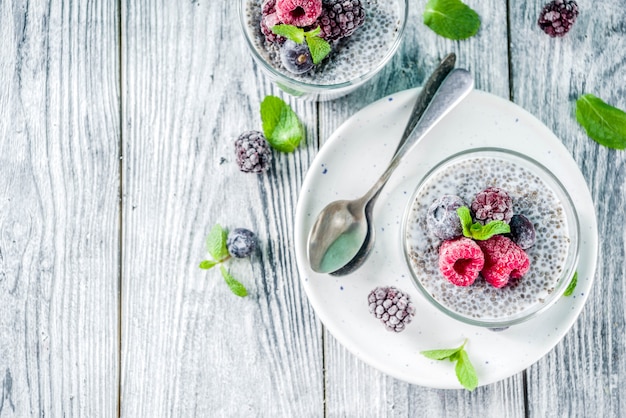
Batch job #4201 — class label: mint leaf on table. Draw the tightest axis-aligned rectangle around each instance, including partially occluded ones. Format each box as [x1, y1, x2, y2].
[206, 224, 229, 261]
[199, 259, 219, 270]
[563, 271, 578, 296]
[575, 94, 626, 149]
[423, 0, 481, 40]
[421, 339, 478, 391]
[457, 206, 510, 240]
[260, 95, 305, 152]
[220, 265, 248, 297]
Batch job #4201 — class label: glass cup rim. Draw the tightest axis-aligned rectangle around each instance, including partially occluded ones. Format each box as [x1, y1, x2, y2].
[237, 0, 410, 92]
[401, 147, 581, 328]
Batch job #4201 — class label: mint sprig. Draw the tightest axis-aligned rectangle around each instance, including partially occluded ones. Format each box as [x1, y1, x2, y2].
[423, 0, 481, 40]
[457, 206, 510, 240]
[563, 271, 578, 297]
[421, 339, 478, 391]
[260, 95, 304, 152]
[199, 224, 249, 297]
[271, 24, 331, 64]
[575, 94, 626, 149]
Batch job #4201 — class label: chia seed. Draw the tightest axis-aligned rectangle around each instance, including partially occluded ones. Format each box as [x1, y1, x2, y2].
[405, 155, 572, 321]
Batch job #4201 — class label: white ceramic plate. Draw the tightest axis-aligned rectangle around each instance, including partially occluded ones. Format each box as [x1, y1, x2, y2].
[294, 89, 598, 388]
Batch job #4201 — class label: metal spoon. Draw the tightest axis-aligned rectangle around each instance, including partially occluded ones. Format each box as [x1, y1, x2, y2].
[307, 65, 474, 275]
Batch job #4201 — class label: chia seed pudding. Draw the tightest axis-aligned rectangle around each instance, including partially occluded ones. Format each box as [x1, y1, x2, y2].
[404, 150, 578, 325]
[242, 0, 405, 86]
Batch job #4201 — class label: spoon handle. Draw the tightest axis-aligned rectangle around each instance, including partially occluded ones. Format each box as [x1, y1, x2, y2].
[362, 68, 475, 203]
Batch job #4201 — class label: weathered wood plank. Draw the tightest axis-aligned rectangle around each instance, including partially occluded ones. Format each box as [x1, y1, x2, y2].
[121, 1, 323, 416]
[320, 1, 526, 416]
[510, 1, 626, 417]
[0, 0, 120, 416]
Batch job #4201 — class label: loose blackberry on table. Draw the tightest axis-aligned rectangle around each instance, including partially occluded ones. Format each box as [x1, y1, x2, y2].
[367, 286, 415, 332]
[234, 130, 272, 173]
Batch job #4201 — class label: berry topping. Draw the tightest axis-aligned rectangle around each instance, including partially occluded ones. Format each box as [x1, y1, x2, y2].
[275, 0, 323, 27]
[438, 237, 485, 287]
[477, 235, 530, 288]
[261, 0, 284, 44]
[538, 0, 579, 37]
[227, 228, 257, 258]
[426, 195, 466, 240]
[317, 0, 366, 41]
[508, 214, 536, 249]
[471, 187, 514, 224]
[280, 40, 315, 74]
[234, 131, 272, 173]
[368, 286, 416, 332]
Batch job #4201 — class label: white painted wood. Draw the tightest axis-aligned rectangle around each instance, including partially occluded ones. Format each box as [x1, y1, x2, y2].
[0, 0, 119, 416]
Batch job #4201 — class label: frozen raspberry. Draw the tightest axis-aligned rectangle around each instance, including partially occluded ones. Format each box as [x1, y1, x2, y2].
[508, 214, 536, 249]
[477, 235, 530, 288]
[426, 195, 465, 240]
[471, 187, 514, 224]
[234, 131, 272, 173]
[275, 0, 322, 27]
[538, 0, 579, 37]
[261, 0, 285, 44]
[438, 237, 485, 287]
[368, 286, 415, 332]
[316, 0, 366, 41]
[227, 228, 257, 258]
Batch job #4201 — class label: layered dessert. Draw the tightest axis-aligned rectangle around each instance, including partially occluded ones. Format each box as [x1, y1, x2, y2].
[404, 150, 576, 323]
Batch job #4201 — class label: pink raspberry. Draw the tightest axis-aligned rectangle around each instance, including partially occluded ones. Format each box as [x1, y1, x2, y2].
[438, 237, 485, 287]
[275, 0, 322, 27]
[471, 187, 514, 224]
[477, 235, 530, 288]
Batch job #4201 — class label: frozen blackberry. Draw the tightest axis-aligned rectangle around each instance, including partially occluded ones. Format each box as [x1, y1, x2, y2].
[275, 0, 323, 27]
[426, 195, 465, 240]
[317, 0, 366, 41]
[537, 0, 579, 37]
[234, 131, 272, 173]
[280, 40, 315, 74]
[261, 0, 284, 44]
[508, 214, 536, 249]
[227, 228, 257, 258]
[367, 286, 415, 332]
[471, 187, 514, 224]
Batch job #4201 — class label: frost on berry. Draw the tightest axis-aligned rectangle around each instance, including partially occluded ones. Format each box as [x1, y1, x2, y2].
[438, 237, 485, 287]
[477, 235, 530, 288]
[227, 228, 257, 258]
[508, 214, 536, 249]
[316, 0, 366, 41]
[275, 0, 323, 27]
[367, 286, 416, 332]
[471, 187, 514, 224]
[426, 195, 465, 240]
[234, 131, 272, 173]
[537, 0, 579, 37]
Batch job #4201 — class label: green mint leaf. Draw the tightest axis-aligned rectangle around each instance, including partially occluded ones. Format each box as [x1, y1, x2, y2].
[421, 346, 463, 361]
[305, 26, 321, 38]
[260, 95, 304, 153]
[576, 94, 626, 150]
[206, 224, 229, 261]
[305, 34, 331, 65]
[472, 220, 511, 240]
[457, 206, 473, 238]
[563, 271, 578, 296]
[220, 265, 248, 297]
[271, 24, 305, 44]
[423, 0, 481, 40]
[199, 260, 218, 270]
[455, 349, 479, 391]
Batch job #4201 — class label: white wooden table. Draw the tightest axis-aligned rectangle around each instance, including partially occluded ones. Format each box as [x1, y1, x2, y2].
[1, 1, 625, 416]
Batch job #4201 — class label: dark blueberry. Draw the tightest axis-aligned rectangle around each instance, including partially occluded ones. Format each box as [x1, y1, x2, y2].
[508, 214, 536, 249]
[426, 195, 466, 240]
[280, 40, 314, 74]
[227, 228, 257, 258]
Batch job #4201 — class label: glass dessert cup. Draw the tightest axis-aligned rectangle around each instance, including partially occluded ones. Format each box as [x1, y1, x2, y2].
[238, 0, 409, 101]
[402, 148, 580, 328]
